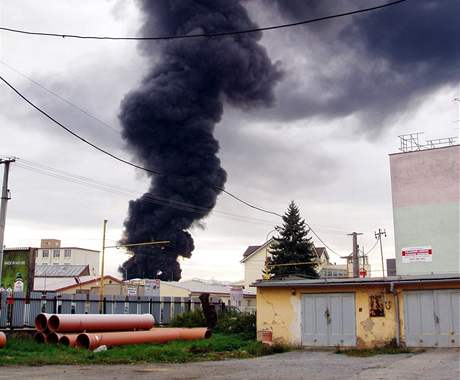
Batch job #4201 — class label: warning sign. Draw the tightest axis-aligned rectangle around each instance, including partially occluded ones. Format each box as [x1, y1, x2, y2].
[401, 246, 432, 263]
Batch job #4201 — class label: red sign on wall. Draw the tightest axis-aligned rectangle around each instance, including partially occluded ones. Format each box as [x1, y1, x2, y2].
[401, 246, 432, 263]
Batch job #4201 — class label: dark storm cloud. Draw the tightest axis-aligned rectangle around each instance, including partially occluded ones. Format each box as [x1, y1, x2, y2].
[257, 0, 460, 128]
[119, 0, 282, 280]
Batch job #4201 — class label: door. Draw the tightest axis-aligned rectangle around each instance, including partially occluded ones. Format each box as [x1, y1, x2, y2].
[301, 293, 356, 347]
[404, 290, 460, 347]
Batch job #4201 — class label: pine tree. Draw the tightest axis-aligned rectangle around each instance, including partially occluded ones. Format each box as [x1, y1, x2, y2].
[267, 201, 319, 279]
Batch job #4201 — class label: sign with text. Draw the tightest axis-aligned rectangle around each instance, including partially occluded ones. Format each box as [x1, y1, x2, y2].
[144, 279, 160, 297]
[401, 246, 432, 263]
[1, 248, 36, 296]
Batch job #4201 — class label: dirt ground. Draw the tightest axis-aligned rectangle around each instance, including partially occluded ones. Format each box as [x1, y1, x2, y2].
[1, 348, 459, 380]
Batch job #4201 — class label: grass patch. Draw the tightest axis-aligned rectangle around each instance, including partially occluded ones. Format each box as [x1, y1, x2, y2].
[0, 333, 289, 366]
[336, 345, 412, 357]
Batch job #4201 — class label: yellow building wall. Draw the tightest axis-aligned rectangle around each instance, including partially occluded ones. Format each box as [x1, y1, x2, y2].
[257, 285, 401, 348]
[59, 278, 121, 295]
[160, 283, 191, 298]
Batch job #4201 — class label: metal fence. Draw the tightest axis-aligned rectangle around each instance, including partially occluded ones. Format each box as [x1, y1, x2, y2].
[0, 291, 220, 329]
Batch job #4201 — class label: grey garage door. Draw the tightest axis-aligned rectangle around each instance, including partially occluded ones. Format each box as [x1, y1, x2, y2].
[301, 293, 356, 347]
[404, 290, 460, 347]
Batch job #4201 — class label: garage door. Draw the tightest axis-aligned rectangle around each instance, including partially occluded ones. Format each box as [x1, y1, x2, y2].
[404, 290, 460, 347]
[301, 293, 356, 347]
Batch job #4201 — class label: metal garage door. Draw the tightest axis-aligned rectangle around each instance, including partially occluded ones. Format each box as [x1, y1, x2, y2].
[301, 293, 356, 347]
[404, 290, 460, 347]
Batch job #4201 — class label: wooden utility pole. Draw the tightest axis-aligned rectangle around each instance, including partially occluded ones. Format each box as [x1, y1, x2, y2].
[348, 232, 362, 278]
[375, 228, 387, 277]
[99, 219, 107, 313]
[0, 158, 15, 287]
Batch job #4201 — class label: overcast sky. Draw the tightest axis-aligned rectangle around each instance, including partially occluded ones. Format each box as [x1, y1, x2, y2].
[1, 0, 459, 281]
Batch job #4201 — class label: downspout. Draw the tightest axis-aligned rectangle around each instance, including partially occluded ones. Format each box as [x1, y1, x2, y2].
[390, 282, 401, 347]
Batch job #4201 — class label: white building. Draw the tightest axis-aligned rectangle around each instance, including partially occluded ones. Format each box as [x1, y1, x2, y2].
[241, 238, 348, 289]
[35, 239, 100, 275]
[390, 137, 459, 275]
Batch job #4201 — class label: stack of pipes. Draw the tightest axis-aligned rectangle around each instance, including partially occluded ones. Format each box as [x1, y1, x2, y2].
[34, 313, 210, 350]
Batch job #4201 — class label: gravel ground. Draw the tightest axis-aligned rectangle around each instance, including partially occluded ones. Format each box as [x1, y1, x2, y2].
[1, 349, 459, 380]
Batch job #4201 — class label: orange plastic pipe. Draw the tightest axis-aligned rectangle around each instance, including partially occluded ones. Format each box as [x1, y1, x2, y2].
[59, 334, 80, 347]
[46, 332, 63, 344]
[48, 313, 155, 333]
[76, 327, 211, 350]
[33, 332, 46, 344]
[35, 313, 52, 332]
[0, 332, 6, 348]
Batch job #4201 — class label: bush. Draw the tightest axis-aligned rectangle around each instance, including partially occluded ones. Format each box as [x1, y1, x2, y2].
[214, 311, 257, 340]
[169, 310, 207, 327]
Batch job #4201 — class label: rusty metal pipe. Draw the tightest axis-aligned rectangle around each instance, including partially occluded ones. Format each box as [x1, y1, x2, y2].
[35, 313, 52, 332]
[48, 314, 155, 333]
[33, 332, 46, 344]
[76, 328, 211, 350]
[59, 334, 80, 347]
[0, 332, 6, 348]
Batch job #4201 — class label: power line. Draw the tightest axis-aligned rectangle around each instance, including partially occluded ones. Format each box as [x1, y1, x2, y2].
[0, 1, 409, 41]
[0, 73, 281, 218]
[0, 60, 120, 135]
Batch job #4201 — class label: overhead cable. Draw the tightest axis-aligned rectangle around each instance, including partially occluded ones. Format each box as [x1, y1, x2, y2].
[0, 1, 408, 41]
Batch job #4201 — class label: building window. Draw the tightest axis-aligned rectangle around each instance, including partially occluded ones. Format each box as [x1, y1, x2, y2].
[42, 250, 49, 258]
[64, 249, 71, 258]
[53, 249, 60, 258]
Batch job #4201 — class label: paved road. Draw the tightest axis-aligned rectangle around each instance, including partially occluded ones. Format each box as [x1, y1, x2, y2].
[1, 349, 459, 380]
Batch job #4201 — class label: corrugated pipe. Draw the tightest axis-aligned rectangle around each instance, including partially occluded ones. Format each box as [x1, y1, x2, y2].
[59, 334, 80, 348]
[48, 314, 155, 333]
[76, 327, 211, 350]
[33, 331, 46, 344]
[0, 332, 6, 348]
[35, 313, 52, 333]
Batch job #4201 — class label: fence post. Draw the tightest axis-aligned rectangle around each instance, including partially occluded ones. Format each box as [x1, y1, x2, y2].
[162, 297, 171, 324]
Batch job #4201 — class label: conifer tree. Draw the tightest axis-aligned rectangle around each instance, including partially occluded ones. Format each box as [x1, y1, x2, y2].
[267, 201, 319, 279]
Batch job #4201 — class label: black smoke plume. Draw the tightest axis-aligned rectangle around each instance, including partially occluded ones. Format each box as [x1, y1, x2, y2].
[119, 0, 282, 280]
[262, 0, 460, 127]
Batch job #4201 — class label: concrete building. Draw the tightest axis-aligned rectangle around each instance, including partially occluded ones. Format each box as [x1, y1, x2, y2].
[241, 239, 349, 289]
[390, 142, 460, 275]
[35, 239, 100, 275]
[255, 274, 460, 348]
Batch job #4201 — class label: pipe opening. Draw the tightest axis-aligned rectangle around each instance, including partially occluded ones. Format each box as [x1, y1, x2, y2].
[205, 329, 212, 339]
[48, 315, 60, 331]
[46, 332, 59, 344]
[75, 334, 90, 349]
[59, 336, 70, 346]
[33, 332, 45, 344]
[35, 314, 48, 332]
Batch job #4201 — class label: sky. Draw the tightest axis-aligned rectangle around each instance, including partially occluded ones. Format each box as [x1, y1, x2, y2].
[0, 0, 459, 281]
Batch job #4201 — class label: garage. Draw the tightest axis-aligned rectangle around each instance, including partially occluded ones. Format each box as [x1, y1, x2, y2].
[301, 293, 356, 347]
[404, 290, 460, 347]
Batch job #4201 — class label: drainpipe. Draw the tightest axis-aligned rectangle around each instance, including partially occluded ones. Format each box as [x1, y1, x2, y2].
[390, 282, 400, 347]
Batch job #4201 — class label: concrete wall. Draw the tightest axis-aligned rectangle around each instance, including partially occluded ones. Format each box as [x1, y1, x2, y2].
[390, 145, 460, 275]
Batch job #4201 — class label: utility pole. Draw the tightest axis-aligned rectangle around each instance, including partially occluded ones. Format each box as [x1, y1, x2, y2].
[0, 158, 15, 287]
[375, 228, 387, 277]
[348, 232, 362, 278]
[99, 219, 107, 313]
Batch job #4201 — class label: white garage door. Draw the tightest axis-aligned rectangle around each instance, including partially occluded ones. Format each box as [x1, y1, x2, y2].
[404, 290, 460, 347]
[301, 293, 356, 347]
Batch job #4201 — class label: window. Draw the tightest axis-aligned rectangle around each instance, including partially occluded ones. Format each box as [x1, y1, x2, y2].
[369, 295, 385, 317]
[53, 249, 60, 258]
[42, 250, 49, 258]
[64, 249, 71, 258]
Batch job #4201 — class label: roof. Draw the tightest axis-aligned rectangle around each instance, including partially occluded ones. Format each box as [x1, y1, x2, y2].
[254, 273, 460, 288]
[55, 275, 122, 292]
[164, 280, 255, 297]
[241, 239, 330, 263]
[35, 264, 90, 277]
